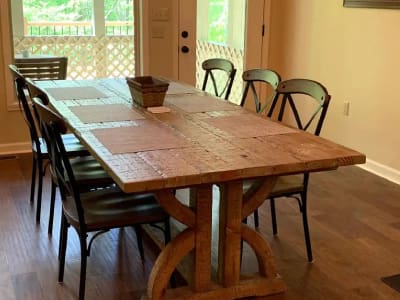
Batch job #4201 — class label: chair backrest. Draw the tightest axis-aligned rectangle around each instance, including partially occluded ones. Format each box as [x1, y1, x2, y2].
[267, 78, 331, 136]
[31, 97, 85, 226]
[240, 69, 281, 113]
[25, 78, 51, 105]
[14, 57, 68, 80]
[201, 58, 236, 100]
[8, 64, 43, 153]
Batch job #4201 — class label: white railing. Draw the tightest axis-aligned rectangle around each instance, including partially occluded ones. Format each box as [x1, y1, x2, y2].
[24, 20, 134, 36]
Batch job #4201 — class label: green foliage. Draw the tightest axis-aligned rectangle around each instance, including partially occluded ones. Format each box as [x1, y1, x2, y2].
[23, 0, 133, 22]
[22, 0, 134, 36]
[23, 0, 92, 21]
[208, 0, 228, 44]
[105, 0, 133, 21]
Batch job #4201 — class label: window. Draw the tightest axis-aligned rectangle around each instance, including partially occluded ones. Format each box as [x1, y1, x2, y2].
[11, 0, 136, 80]
[105, 0, 134, 36]
[21, 0, 94, 36]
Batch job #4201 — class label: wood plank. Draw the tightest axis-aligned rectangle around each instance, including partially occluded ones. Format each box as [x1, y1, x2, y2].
[218, 181, 243, 287]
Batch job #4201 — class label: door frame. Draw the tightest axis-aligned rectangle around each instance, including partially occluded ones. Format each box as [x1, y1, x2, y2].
[140, 0, 272, 85]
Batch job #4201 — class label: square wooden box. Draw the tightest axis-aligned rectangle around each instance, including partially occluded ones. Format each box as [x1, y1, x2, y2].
[126, 76, 169, 107]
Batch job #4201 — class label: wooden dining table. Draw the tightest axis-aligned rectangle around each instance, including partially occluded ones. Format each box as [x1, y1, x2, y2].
[35, 78, 365, 300]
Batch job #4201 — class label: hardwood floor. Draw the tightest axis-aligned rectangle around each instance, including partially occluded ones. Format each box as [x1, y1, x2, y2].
[1, 154, 400, 299]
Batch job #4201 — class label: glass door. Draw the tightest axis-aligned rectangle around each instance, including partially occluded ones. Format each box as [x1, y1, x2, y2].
[178, 0, 270, 106]
[196, 0, 246, 104]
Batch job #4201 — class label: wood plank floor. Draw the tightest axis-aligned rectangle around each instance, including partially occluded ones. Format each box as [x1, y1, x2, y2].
[1, 154, 400, 299]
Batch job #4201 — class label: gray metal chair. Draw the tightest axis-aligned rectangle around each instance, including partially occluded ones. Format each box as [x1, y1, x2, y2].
[252, 78, 331, 262]
[240, 68, 281, 112]
[201, 58, 236, 100]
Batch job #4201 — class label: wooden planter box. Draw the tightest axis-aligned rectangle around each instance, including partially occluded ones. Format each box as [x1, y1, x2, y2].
[127, 76, 169, 107]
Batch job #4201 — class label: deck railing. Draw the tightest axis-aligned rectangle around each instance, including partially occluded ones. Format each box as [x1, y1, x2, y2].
[24, 20, 134, 36]
[15, 20, 135, 79]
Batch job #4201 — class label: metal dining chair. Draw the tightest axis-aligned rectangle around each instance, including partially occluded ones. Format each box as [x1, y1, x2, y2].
[25, 78, 120, 236]
[249, 78, 331, 262]
[32, 97, 171, 300]
[201, 58, 237, 100]
[240, 68, 281, 112]
[9, 64, 88, 226]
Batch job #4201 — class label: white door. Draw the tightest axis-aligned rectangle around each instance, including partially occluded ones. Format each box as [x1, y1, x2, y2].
[177, 0, 271, 106]
[177, 0, 197, 86]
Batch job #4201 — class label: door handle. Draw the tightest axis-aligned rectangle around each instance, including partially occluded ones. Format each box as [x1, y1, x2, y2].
[181, 46, 189, 53]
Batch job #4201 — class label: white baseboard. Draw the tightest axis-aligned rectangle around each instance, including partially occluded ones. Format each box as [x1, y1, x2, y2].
[0, 142, 31, 156]
[358, 158, 400, 185]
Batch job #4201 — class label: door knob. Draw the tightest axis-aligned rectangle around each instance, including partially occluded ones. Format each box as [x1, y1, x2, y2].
[181, 31, 189, 38]
[181, 46, 189, 53]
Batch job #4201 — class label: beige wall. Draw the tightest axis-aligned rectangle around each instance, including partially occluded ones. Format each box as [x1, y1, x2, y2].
[268, 1, 400, 171]
[0, 0, 29, 152]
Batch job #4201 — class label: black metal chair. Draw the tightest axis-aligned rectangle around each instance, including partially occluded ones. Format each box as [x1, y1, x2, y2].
[32, 97, 171, 300]
[25, 78, 118, 235]
[240, 68, 281, 112]
[251, 78, 331, 262]
[201, 58, 236, 100]
[9, 64, 88, 226]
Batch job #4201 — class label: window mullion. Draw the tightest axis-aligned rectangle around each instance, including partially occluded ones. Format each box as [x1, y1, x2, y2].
[196, 0, 209, 42]
[228, 0, 245, 49]
[11, 0, 24, 37]
[93, 0, 105, 36]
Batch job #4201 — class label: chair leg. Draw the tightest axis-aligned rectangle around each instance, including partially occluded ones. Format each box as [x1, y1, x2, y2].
[254, 208, 259, 228]
[300, 192, 313, 262]
[240, 218, 248, 266]
[270, 198, 278, 235]
[164, 219, 171, 244]
[58, 214, 68, 282]
[78, 236, 88, 300]
[30, 156, 37, 204]
[48, 180, 57, 235]
[134, 225, 145, 261]
[36, 163, 45, 224]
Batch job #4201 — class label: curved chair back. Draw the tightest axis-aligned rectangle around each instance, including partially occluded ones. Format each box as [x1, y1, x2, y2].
[14, 56, 68, 80]
[267, 78, 331, 135]
[240, 69, 281, 113]
[201, 58, 236, 100]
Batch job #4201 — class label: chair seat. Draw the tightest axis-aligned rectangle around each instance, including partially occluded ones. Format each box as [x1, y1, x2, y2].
[63, 187, 168, 232]
[33, 135, 89, 157]
[244, 175, 304, 197]
[70, 156, 114, 188]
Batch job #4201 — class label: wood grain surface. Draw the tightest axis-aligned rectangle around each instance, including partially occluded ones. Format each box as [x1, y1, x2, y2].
[37, 78, 365, 194]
